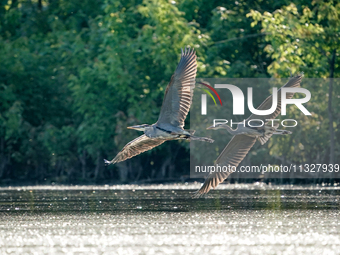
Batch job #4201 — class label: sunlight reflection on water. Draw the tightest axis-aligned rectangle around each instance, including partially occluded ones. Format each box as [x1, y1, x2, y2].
[0, 184, 339, 254]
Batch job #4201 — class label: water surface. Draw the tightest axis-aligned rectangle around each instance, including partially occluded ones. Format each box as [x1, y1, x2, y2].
[0, 183, 339, 254]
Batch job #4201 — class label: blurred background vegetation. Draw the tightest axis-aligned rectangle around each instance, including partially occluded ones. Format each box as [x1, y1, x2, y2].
[0, 0, 339, 185]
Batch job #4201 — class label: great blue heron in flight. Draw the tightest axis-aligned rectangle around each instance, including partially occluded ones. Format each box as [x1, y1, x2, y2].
[104, 47, 214, 165]
[194, 75, 303, 196]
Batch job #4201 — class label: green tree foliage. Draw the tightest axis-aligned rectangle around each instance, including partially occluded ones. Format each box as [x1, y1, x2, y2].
[248, 1, 339, 165]
[0, 0, 338, 184]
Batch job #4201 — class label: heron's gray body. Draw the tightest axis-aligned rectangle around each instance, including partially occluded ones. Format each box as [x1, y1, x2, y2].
[144, 124, 191, 139]
[104, 47, 213, 166]
[225, 123, 291, 141]
[195, 75, 303, 197]
[232, 123, 263, 136]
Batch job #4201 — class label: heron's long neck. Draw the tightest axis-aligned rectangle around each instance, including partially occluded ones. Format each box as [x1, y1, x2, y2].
[222, 125, 238, 135]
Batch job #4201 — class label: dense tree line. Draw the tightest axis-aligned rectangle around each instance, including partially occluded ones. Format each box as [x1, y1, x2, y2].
[0, 0, 339, 185]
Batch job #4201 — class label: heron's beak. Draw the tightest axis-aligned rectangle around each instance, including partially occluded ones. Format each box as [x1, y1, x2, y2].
[127, 125, 145, 131]
[206, 125, 217, 130]
[197, 81, 210, 87]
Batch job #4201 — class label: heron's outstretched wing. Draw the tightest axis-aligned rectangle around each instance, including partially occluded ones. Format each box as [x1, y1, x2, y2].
[105, 135, 166, 165]
[157, 47, 197, 128]
[194, 135, 256, 196]
[246, 75, 303, 121]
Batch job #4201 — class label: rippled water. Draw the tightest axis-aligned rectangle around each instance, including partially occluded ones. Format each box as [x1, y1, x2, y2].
[0, 183, 339, 254]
